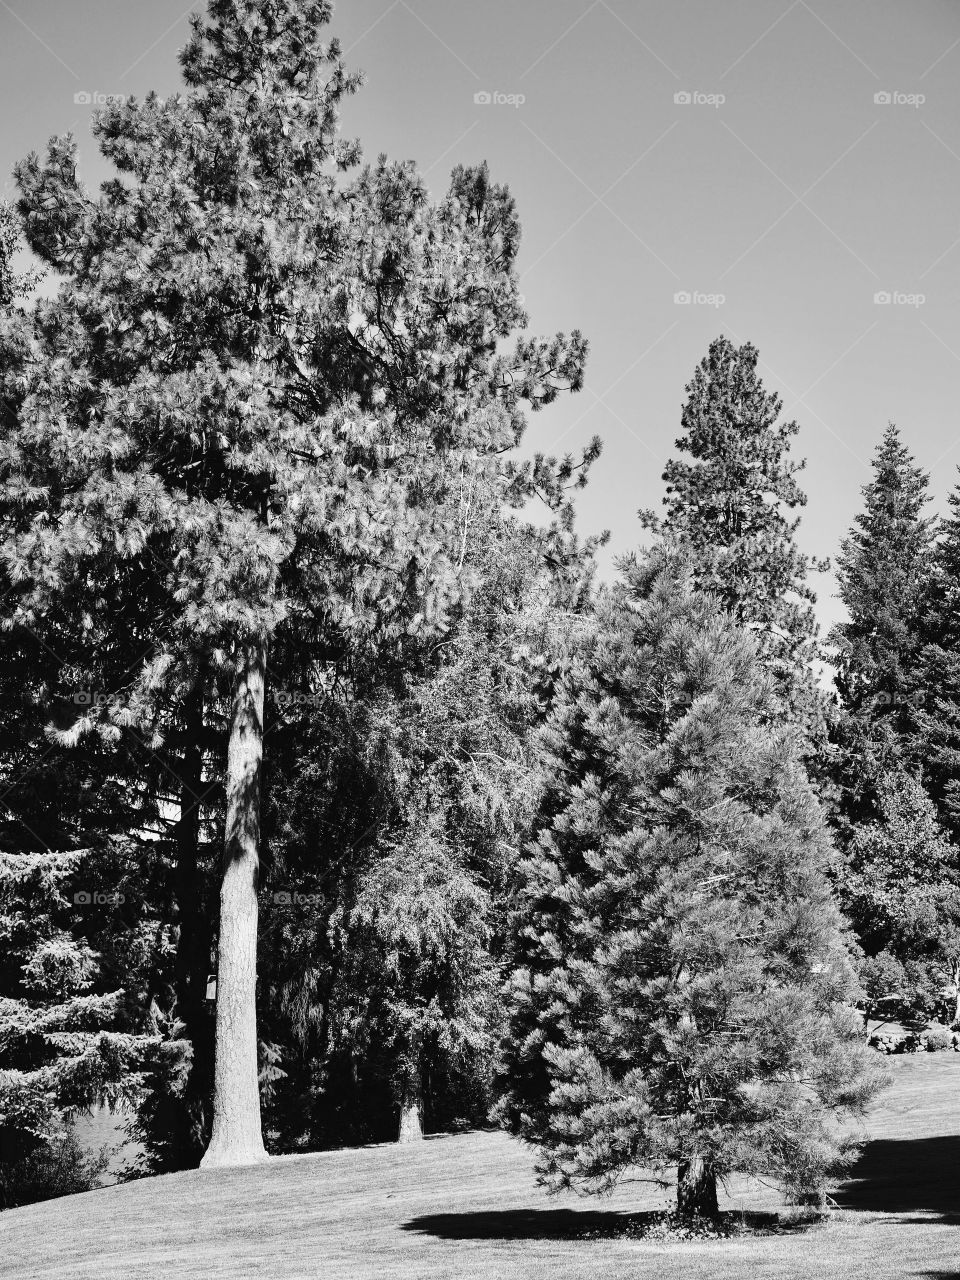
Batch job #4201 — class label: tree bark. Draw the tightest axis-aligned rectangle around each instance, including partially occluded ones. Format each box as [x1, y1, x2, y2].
[200, 636, 269, 1169]
[398, 1054, 424, 1143]
[398, 1088, 424, 1143]
[676, 1157, 719, 1218]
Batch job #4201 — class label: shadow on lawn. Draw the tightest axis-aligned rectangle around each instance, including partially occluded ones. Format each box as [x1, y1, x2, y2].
[834, 1136, 960, 1222]
[402, 1209, 638, 1241]
[401, 1208, 792, 1242]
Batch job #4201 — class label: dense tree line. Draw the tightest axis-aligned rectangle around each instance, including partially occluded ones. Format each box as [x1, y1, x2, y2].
[1, 0, 959, 1221]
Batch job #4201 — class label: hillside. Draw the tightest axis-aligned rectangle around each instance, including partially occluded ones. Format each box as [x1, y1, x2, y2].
[1, 1053, 958, 1280]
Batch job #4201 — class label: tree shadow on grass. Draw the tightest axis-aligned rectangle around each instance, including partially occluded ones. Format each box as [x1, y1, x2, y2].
[401, 1209, 637, 1241]
[403, 1136, 960, 1243]
[833, 1137, 960, 1222]
[401, 1208, 798, 1243]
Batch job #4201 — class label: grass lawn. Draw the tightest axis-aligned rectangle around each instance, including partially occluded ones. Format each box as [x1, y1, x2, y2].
[2, 1053, 958, 1280]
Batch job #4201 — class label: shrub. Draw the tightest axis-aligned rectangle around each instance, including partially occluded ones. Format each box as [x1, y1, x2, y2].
[0, 1123, 110, 1210]
[922, 1028, 953, 1052]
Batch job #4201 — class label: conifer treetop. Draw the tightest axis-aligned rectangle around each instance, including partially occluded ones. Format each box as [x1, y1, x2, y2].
[640, 336, 825, 725]
[832, 422, 933, 715]
[3, 0, 593, 723]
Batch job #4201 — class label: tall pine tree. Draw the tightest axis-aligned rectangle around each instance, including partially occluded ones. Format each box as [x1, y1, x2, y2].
[832, 423, 933, 722]
[2, 0, 592, 1167]
[829, 424, 934, 833]
[913, 478, 960, 837]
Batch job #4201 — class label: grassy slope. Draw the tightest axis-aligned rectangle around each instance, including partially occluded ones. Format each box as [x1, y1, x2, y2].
[2, 1054, 958, 1280]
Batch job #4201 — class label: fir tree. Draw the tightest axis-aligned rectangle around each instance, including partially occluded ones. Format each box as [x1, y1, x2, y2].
[0, 847, 152, 1207]
[832, 423, 933, 723]
[257, 483, 599, 1149]
[828, 425, 934, 835]
[499, 546, 881, 1217]
[339, 808, 497, 1143]
[340, 505, 593, 1143]
[913, 479, 960, 838]
[839, 770, 960, 1026]
[0, 204, 167, 1194]
[640, 336, 825, 727]
[2, 0, 592, 1166]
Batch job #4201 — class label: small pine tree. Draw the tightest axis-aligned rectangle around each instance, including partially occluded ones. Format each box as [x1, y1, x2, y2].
[839, 770, 960, 1026]
[0, 848, 152, 1207]
[499, 546, 882, 1217]
[338, 807, 497, 1143]
[640, 336, 826, 728]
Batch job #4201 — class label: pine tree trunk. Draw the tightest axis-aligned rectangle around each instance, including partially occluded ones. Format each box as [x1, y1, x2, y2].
[200, 637, 269, 1169]
[398, 1055, 424, 1143]
[676, 1157, 719, 1218]
[398, 1089, 424, 1143]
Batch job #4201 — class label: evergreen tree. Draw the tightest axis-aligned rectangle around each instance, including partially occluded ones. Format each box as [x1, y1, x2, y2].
[0, 846, 153, 1207]
[913, 479, 960, 838]
[828, 425, 934, 834]
[340, 508, 594, 1143]
[3, 0, 592, 1166]
[640, 336, 825, 727]
[832, 423, 933, 724]
[339, 809, 497, 1144]
[499, 547, 881, 1217]
[0, 203, 171, 1194]
[257, 485, 599, 1150]
[840, 770, 960, 1026]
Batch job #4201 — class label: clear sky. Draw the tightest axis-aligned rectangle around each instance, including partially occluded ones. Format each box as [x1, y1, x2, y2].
[3, 0, 960, 637]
